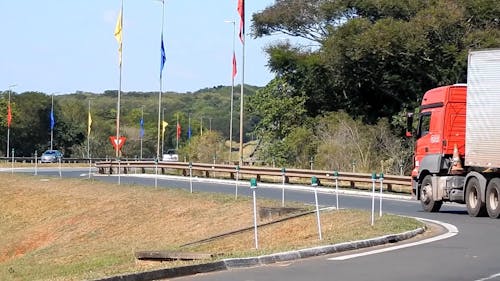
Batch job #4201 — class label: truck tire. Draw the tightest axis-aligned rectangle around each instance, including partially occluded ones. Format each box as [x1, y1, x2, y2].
[465, 177, 487, 217]
[420, 175, 442, 212]
[486, 178, 500, 219]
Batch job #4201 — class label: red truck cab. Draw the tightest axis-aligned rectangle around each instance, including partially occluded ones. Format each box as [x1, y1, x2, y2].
[410, 85, 467, 193]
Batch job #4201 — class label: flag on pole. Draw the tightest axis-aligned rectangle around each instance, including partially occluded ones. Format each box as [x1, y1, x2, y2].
[139, 118, 144, 138]
[7, 104, 12, 128]
[160, 34, 166, 78]
[162, 120, 168, 136]
[187, 126, 192, 140]
[50, 108, 55, 130]
[237, 0, 244, 43]
[114, 8, 123, 66]
[88, 111, 92, 136]
[232, 52, 237, 78]
[176, 121, 181, 140]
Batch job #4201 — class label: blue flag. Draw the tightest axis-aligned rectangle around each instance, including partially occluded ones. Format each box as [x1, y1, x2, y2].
[160, 34, 166, 78]
[187, 126, 192, 139]
[50, 108, 55, 130]
[139, 118, 145, 138]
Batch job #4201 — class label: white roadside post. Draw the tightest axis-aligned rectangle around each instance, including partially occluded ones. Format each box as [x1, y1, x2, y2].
[371, 172, 377, 226]
[312, 176, 323, 240]
[118, 158, 121, 185]
[250, 178, 259, 249]
[379, 172, 384, 217]
[235, 165, 240, 199]
[281, 167, 286, 207]
[88, 155, 92, 180]
[334, 170, 339, 210]
[11, 148, 14, 174]
[189, 162, 193, 193]
[34, 150, 38, 176]
[154, 158, 158, 188]
[58, 156, 62, 178]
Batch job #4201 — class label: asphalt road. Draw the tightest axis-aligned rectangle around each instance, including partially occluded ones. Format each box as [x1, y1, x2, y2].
[6, 167, 500, 281]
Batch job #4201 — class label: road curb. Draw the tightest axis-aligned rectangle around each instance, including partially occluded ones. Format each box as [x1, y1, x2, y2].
[94, 227, 425, 281]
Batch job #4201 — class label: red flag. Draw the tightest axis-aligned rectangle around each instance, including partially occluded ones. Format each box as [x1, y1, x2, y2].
[176, 122, 181, 140]
[7, 104, 12, 128]
[232, 52, 237, 78]
[237, 0, 244, 43]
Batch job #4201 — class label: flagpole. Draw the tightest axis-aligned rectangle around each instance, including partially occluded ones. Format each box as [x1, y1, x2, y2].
[156, 0, 165, 161]
[6, 89, 10, 158]
[140, 105, 144, 159]
[50, 94, 54, 151]
[225, 20, 236, 163]
[6, 84, 16, 158]
[176, 113, 179, 150]
[238, 0, 245, 166]
[87, 99, 91, 159]
[188, 113, 191, 140]
[116, 0, 124, 158]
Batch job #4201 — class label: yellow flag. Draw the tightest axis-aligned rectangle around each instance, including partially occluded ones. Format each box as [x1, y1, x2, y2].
[114, 9, 123, 65]
[88, 111, 92, 136]
[162, 121, 168, 135]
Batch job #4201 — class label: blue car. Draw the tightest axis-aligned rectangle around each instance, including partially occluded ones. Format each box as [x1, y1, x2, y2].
[40, 150, 63, 163]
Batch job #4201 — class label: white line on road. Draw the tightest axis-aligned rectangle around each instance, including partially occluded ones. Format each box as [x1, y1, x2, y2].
[328, 217, 458, 261]
[474, 273, 500, 281]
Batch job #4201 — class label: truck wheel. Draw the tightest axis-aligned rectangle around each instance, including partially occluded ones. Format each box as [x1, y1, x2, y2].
[486, 178, 500, 219]
[465, 177, 487, 217]
[420, 175, 442, 212]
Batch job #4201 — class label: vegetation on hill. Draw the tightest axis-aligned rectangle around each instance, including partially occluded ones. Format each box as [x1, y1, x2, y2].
[1, 0, 499, 174]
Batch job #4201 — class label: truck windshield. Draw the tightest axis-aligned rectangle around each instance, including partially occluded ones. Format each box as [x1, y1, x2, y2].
[417, 112, 431, 138]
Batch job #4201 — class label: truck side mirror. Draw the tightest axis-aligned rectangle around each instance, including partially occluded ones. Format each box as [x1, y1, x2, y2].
[406, 113, 414, 137]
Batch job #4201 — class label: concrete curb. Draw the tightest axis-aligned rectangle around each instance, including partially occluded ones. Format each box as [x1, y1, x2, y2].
[94, 227, 425, 281]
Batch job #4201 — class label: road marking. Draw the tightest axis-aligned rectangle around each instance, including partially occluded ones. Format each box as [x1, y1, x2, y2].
[474, 273, 500, 281]
[328, 217, 458, 261]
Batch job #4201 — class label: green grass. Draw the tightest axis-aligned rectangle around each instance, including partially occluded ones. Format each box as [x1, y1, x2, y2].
[0, 173, 423, 280]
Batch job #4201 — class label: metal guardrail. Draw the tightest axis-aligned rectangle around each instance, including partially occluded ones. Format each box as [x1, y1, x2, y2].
[0, 157, 152, 164]
[94, 160, 411, 192]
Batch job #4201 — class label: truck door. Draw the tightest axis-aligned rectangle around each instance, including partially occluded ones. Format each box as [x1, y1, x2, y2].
[415, 112, 432, 168]
[414, 106, 444, 175]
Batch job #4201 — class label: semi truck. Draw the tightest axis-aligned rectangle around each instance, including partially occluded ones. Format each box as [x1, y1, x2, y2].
[407, 49, 500, 218]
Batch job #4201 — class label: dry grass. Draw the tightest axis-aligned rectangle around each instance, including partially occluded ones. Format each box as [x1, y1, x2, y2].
[0, 173, 422, 281]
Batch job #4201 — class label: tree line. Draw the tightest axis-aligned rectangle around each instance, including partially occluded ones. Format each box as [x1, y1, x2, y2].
[0, 86, 258, 159]
[246, 0, 499, 174]
[2, 0, 499, 175]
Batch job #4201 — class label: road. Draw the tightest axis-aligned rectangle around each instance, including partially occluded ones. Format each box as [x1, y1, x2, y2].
[5, 167, 500, 281]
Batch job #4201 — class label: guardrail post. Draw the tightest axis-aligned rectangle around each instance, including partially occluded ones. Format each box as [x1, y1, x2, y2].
[386, 182, 393, 192]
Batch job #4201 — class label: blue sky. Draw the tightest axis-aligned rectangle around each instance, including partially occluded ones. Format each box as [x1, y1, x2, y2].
[0, 0, 282, 94]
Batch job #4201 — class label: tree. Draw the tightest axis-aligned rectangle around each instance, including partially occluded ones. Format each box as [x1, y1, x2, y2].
[248, 78, 309, 166]
[253, 0, 500, 124]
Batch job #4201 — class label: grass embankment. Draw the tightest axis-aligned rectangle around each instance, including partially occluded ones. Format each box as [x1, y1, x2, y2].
[0, 173, 423, 281]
